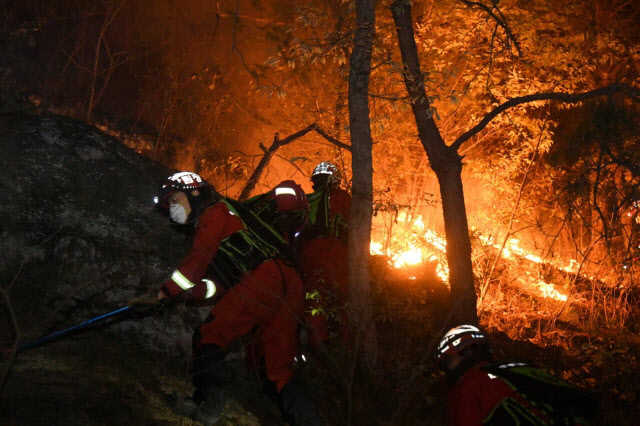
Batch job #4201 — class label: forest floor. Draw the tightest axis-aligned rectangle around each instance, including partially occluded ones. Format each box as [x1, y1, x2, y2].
[2, 256, 639, 425]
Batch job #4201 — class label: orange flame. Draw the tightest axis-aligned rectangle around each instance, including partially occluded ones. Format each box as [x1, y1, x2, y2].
[537, 281, 568, 302]
[371, 212, 570, 301]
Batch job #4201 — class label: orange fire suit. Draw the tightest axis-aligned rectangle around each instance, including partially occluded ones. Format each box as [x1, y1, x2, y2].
[160, 201, 304, 391]
[297, 187, 351, 347]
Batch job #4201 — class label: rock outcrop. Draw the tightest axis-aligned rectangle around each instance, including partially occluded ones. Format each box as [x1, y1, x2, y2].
[0, 112, 283, 425]
[0, 111, 205, 355]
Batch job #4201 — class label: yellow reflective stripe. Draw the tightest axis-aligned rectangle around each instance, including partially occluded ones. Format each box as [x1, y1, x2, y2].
[171, 270, 195, 290]
[275, 187, 297, 197]
[202, 279, 217, 299]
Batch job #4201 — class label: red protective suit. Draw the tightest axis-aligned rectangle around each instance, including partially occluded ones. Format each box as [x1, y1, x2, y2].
[447, 362, 522, 426]
[160, 201, 304, 391]
[297, 187, 351, 347]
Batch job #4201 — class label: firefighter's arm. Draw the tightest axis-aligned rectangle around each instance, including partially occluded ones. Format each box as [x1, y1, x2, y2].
[160, 204, 236, 301]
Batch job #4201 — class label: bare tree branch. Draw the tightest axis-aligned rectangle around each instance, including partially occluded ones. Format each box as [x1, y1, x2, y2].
[232, 0, 261, 86]
[239, 124, 315, 199]
[451, 83, 640, 151]
[238, 123, 352, 199]
[313, 126, 352, 152]
[87, 0, 127, 122]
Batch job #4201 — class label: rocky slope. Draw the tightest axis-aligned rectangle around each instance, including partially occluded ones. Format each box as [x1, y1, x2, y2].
[0, 112, 281, 425]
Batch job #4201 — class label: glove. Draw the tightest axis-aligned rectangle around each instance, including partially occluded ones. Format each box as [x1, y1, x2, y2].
[128, 294, 163, 315]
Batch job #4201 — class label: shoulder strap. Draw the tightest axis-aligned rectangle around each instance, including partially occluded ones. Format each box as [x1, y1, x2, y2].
[307, 187, 329, 227]
[220, 197, 290, 256]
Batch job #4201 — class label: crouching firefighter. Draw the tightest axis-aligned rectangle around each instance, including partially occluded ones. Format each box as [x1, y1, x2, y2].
[436, 325, 599, 426]
[296, 161, 351, 349]
[130, 172, 324, 426]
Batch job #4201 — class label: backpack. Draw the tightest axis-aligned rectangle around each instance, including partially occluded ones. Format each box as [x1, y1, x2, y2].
[481, 362, 599, 425]
[243, 180, 309, 241]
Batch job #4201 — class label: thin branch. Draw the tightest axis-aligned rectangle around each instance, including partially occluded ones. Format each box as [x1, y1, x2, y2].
[313, 127, 352, 152]
[237, 123, 351, 200]
[0, 227, 59, 394]
[485, 24, 498, 91]
[60, 47, 92, 74]
[451, 83, 640, 151]
[230, 97, 273, 125]
[232, 0, 261, 86]
[233, 150, 263, 158]
[368, 93, 409, 101]
[274, 153, 306, 176]
[217, 12, 289, 26]
[593, 147, 610, 249]
[87, 0, 127, 122]
[601, 142, 640, 176]
[459, 0, 522, 56]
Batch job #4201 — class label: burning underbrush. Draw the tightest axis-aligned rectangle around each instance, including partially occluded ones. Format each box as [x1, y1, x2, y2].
[344, 246, 640, 424]
[369, 209, 639, 335]
[349, 206, 640, 423]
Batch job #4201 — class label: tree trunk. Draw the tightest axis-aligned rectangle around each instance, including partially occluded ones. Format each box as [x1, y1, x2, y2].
[348, 0, 378, 365]
[391, 0, 478, 326]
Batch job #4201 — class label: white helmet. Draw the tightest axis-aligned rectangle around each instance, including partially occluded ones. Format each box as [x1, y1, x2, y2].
[156, 171, 209, 208]
[437, 325, 489, 369]
[312, 161, 340, 186]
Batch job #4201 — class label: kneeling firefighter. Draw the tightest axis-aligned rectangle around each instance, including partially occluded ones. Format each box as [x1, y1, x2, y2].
[131, 172, 324, 426]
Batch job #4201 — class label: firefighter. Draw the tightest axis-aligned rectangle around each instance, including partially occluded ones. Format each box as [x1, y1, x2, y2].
[296, 161, 351, 348]
[436, 325, 599, 426]
[130, 172, 323, 426]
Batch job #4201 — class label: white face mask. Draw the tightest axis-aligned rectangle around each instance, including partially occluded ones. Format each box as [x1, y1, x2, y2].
[169, 203, 188, 224]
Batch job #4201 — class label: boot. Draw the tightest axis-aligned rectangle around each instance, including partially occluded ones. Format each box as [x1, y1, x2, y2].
[169, 393, 198, 417]
[191, 401, 223, 426]
[279, 381, 326, 426]
[193, 378, 226, 425]
[191, 344, 227, 425]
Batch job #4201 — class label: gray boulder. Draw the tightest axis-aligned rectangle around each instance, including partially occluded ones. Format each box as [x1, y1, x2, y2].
[0, 111, 201, 356]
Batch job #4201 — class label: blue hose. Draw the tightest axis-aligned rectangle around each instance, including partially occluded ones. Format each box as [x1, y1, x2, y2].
[18, 306, 132, 353]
